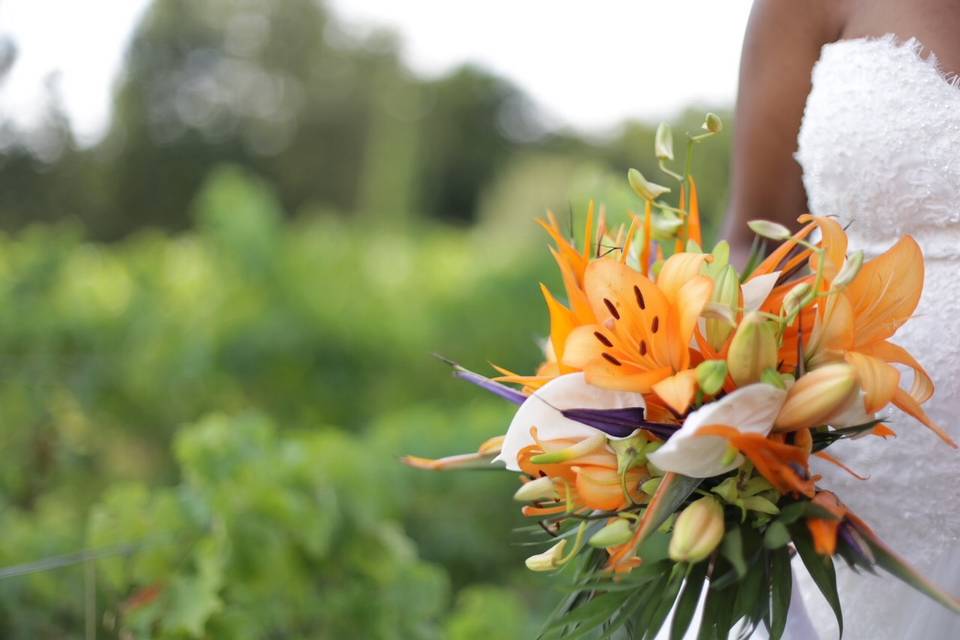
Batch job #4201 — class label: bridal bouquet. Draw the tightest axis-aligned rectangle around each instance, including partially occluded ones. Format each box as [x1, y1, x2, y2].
[405, 115, 960, 639]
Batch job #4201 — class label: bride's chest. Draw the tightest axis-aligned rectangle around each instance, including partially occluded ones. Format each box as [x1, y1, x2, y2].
[796, 37, 960, 257]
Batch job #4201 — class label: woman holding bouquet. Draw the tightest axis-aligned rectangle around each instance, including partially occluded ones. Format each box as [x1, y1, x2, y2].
[726, 1, 960, 637]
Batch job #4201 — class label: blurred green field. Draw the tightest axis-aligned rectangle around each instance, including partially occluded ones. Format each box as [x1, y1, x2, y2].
[0, 166, 732, 638]
[0, 167, 558, 637]
[0, 1, 734, 637]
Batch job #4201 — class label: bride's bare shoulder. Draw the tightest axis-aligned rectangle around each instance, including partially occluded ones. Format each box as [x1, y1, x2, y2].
[746, 0, 848, 43]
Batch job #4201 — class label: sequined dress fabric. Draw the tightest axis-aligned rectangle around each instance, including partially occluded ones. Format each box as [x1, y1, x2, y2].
[794, 35, 960, 639]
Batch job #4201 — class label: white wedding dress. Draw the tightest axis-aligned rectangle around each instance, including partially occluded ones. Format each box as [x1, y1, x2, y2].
[793, 35, 960, 639]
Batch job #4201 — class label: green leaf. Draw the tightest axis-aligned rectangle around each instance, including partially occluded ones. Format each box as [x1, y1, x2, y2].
[720, 526, 747, 580]
[731, 554, 765, 633]
[670, 561, 708, 640]
[763, 521, 791, 550]
[640, 564, 685, 639]
[811, 419, 885, 451]
[851, 520, 960, 614]
[768, 546, 792, 640]
[644, 473, 702, 535]
[697, 565, 738, 640]
[637, 530, 672, 564]
[791, 524, 843, 637]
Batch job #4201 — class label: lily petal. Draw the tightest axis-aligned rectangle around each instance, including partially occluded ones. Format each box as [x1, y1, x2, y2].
[741, 272, 781, 313]
[647, 384, 787, 477]
[495, 372, 647, 471]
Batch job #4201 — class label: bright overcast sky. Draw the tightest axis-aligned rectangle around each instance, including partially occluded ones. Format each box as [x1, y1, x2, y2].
[0, 0, 753, 144]
[327, 0, 755, 131]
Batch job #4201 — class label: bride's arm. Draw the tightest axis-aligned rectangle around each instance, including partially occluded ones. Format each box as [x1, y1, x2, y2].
[725, 0, 847, 267]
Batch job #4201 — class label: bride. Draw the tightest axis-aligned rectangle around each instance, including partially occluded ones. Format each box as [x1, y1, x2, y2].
[723, 1, 960, 638]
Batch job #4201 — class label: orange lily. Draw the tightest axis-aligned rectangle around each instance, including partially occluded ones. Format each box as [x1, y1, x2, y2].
[559, 253, 713, 415]
[517, 431, 646, 512]
[808, 234, 955, 446]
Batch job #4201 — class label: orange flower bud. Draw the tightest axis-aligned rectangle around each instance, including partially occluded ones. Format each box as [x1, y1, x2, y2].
[669, 497, 725, 562]
[774, 363, 859, 432]
[726, 312, 778, 387]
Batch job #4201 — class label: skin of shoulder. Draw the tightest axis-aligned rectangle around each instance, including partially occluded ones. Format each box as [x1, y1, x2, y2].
[724, 0, 848, 268]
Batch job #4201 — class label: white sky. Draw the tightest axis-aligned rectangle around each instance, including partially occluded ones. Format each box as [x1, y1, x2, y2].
[0, 0, 753, 145]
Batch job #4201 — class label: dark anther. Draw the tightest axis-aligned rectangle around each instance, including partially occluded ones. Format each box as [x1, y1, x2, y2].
[651, 316, 660, 333]
[594, 331, 614, 347]
[603, 298, 621, 320]
[601, 353, 623, 366]
[634, 285, 646, 310]
[640, 340, 648, 356]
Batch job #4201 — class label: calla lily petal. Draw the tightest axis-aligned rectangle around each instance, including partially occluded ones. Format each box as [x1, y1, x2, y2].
[647, 384, 787, 477]
[741, 271, 781, 313]
[495, 372, 646, 471]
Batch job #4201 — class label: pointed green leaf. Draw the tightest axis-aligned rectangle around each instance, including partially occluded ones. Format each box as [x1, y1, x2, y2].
[769, 546, 792, 640]
[670, 561, 708, 640]
[763, 521, 791, 550]
[852, 520, 960, 614]
[721, 526, 747, 579]
[791, 524, 843, 637]
[643, 473, 702, 537]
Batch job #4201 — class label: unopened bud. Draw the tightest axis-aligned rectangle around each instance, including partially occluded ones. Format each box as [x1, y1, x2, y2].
[655, 122, 674, 162]
[748, 220, 792, 241]
[628, 168, 671, 201]
[706, 264, 740, 349]
[525, 540, 567, 572]
[588, 518, 635, 548]
[530, 433, 607, 464]
[782, 282, 813, 319]
[609, 431, 648, 475]
[703, 112, 723, 134]
[696, 359, 728, 396]
[513, 476, 558, 502]
[669, 497, 725, 562]
[727, 312, 779, 387]
[832, 250, 864, 288]
[774, 363, 859, 431]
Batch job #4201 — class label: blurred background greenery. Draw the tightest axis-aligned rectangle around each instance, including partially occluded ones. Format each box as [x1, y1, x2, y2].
[0, 0, 733, 637]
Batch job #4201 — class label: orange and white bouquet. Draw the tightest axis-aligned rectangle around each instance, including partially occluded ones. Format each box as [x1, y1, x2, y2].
[406, 115, 959, 639]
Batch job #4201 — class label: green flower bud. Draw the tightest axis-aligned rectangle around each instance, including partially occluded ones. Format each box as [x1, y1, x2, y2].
[782, 282, 813, 320]
[588, 518, 635, 548]
[696, 359, 728, 396]
[726, 312, 779, 387]
[530, 433, 606, 464]
[747, 219, 792, 241]
[669, 497, 725, 563]
[525, 540, 567, 572]
[706, 264, 740, 349]
[832, 250, 864, 288]
[703, 112, 723, 134]
[628, 168, 671, 201]
[513, 476, 558, 502]
[655, 122, 674, 162]
[609, 431, 648, 475]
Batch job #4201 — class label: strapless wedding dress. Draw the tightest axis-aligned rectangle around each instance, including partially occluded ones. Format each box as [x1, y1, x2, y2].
[794, 35, 960, 639]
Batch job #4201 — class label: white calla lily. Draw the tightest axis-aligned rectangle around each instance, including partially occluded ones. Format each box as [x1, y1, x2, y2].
[741, 272, 781, 313]
[494, 372, 646, 472]
[827, 389, 874, 428]
[647, 384, 787, 477]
